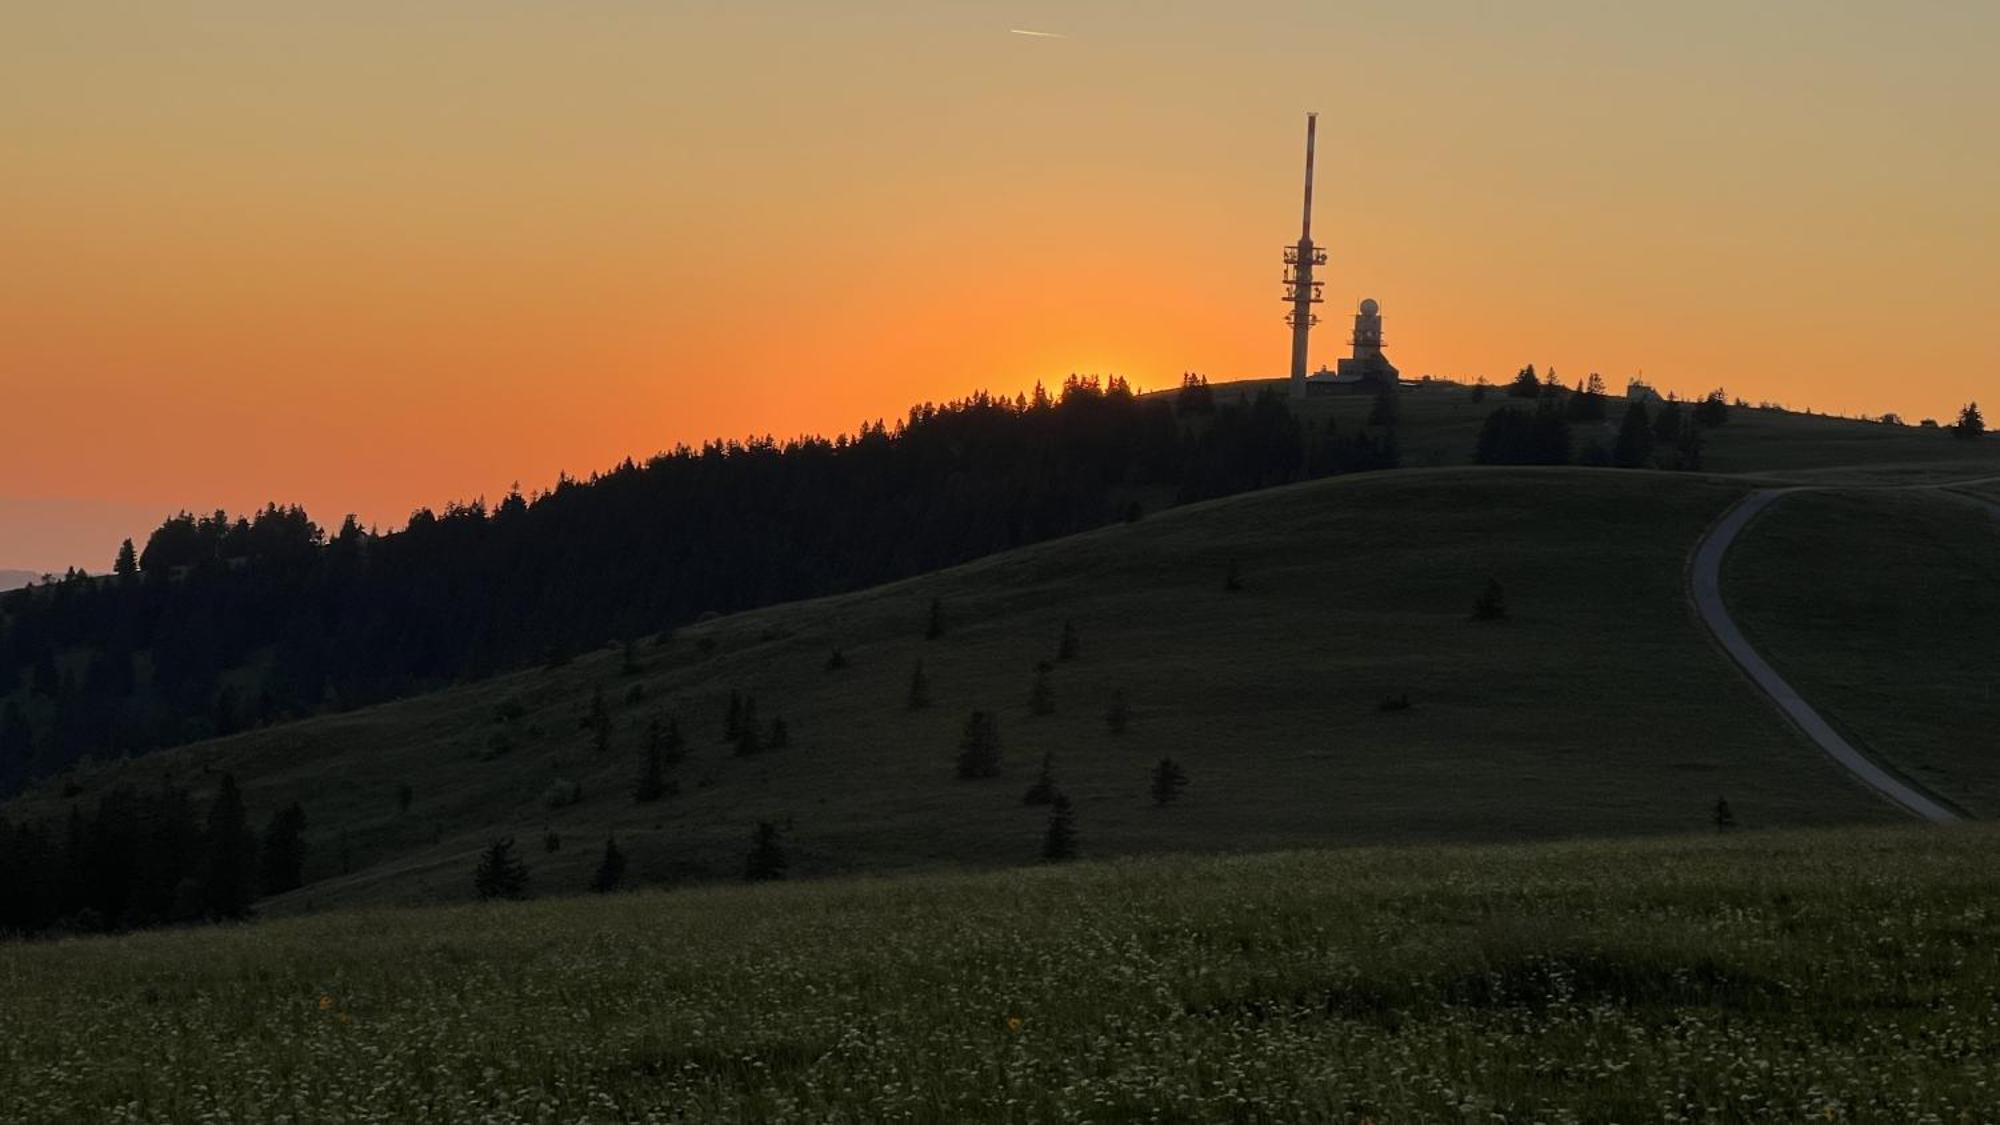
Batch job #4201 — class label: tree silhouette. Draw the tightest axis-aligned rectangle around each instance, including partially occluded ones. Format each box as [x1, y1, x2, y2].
[258, 802, 307, 896]
[1954, 402, 1985, 440]
[1150, 758, 1189, 806]
[1471, 578, 1508, 622]
[590, 835, 626, 893]
[1029, 662, 1056, 716]
[956, 711, 1002, 779]
[744, 822, 787, 882]
[633, 724, 667, 803]
[1714, 796, 1737, 832]
[925, 597, 946, 641]
[201, 774, 257, 919]
[474, 837, 529, 901]
[1022, 753, 1058, 806]
[1056, 620, 1080, 662]
[1041, 793, 1077, 862]
[1105, 691, 1131, 735]
[1614, 401, 1655, 468]
[906, 662, 933, 711]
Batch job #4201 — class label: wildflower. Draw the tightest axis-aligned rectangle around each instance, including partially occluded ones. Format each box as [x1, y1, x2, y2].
[1005, 1016, 1023, 1035]
[318, 995, 335, 1012]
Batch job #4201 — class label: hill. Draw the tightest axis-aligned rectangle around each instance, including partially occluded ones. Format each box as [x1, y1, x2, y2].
[0, 570, 38, 592]
[5, 823, 1997, 1121]
[4, 466, 1899, 918]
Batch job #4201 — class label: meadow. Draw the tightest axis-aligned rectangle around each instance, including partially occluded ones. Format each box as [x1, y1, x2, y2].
[4, 823, 1998, 1122]
[9, 466, 1896, 912]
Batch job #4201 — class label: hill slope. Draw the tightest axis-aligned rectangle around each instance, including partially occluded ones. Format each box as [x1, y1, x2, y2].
[8, 466, 1897, 910]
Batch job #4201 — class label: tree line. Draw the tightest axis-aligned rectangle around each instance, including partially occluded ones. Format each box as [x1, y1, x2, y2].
[0, 376, 1398, 792]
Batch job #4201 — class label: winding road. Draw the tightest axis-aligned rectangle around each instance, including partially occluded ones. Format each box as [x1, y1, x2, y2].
[1688, 480, 2000, 824]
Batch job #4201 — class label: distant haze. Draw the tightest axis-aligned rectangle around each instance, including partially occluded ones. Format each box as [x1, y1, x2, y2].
[2, 2, 1995, 545]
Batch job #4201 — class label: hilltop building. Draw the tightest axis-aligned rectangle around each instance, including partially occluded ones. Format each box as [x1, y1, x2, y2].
[1304, 298, 1401, 393]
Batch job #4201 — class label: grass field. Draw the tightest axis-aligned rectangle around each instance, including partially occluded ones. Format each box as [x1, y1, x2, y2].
[4, 824, 1998, 1122]
[8, 467, 1899, 912]
[1726, 487, 2000, 816]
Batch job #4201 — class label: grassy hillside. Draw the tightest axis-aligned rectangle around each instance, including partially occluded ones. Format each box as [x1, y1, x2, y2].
[5, 824, 1997, 1122]
[1726, 487, 2000, 815]
[8, 467, 1896, 911]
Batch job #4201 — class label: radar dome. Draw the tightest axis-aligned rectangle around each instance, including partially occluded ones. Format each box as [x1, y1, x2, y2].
[1359, 298, 1379, 316]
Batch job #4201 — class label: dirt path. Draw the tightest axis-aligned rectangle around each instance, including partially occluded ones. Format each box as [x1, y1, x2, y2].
[1687, 484, 1986, 824]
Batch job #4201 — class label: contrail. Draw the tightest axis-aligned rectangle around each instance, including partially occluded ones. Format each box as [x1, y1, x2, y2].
[1008, 28, 1067, 38]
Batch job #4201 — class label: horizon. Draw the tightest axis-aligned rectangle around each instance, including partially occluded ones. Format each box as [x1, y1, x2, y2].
[5, 1, 1995, 572]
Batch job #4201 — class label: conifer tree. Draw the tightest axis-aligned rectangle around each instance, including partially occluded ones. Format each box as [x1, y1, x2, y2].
[1713, 796, 1737, 832]
[1056, 620, 1080, 662]
[1150, 758, 1189, 806]
[1367, 386, 1399, 427]
[474, 836, 530, 900]
[544, 828, 562, 852]
[1040, 793, 1077, 862]
[113, 539, 139, 581]
[258, 802, 307, 896]
[824, 648, 848, 671]
[768, 716, 790, 749]
[956, 711, 1002, 779]
[396, 782, 414, 814]
[1105, 690, 1131, 735]
[734, 697, 764, 757]
[1224, 560, 1244, 592]
[925, 596, 946, 640]
[1029, 662, 1056, 716]
[201, 773, 257, 918]
[725, 689, 745, 742]
[1471, 578, 1508, 622]
[589, 686, 611, 754]
[1954, 402, 1986, 440]
[1694, 389, 1730, 427]
[744, 821, 787, 882]
[1022, 752, 1058, 806]
[590, 835, 626, 893]
[1614, 400, 1655, 468]
[907, 661, 932, 711]
[633, 724, 667, 803]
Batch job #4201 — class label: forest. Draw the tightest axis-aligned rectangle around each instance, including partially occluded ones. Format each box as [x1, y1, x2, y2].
[0, 377, 1398, 792]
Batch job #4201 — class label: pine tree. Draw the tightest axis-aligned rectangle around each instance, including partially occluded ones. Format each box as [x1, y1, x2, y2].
[734, 697, 764, 757]
[907, 662, 932, 711]
[1694, 389, 1730, 427]
[1022, 753, 1058, 806]
[1224, 560, 1244, 592]
[725, 689, 745, 742]
[201, 773, 257, 918]
[1029, 662, 1056, 716]
[396, 782, 414, 814]
[590, 835, 626, 893]
[768, 716, 790, 749]
[1954, 402, 1985, 440]
[1150, 758, 1189, 806]
[1471, 578, 1508, 622]
[258, 802, 307, 896]
[589, 686, 611, 754]
[113, 539, 139, 581]
[1614, 400, 1655, 468]
[1105, 691, 1131, 735]
[474, 837, 530, 900]
[925, 596, 946, 640]
[1056, 620, 1080, 662]
[633, 723, 667, 803]
[1714, 796, 1737, 832]
[744, 821, 787, 882]
[1040, 793, 1077, 862]
[544, 828, 561, 853]
[956, 711, 1002, 779]
[824, 648, 848, 671]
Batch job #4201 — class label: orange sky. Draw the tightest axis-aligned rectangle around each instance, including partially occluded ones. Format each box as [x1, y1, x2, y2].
[3, 2, 1996, 571]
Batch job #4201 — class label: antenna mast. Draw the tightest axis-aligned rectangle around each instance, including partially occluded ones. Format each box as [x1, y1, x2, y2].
[1284, 113, 1327, 400]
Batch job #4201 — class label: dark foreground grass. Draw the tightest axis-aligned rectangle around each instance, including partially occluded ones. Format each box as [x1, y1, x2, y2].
[1726, 488, 2000, 816]
[4, 824, 1998, 1122]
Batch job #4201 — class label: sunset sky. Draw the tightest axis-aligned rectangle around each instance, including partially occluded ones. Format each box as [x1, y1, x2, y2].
[4, 1, 1995, 573]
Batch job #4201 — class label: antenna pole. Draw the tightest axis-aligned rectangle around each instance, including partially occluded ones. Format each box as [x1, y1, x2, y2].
[1284, 113, 1326, 400]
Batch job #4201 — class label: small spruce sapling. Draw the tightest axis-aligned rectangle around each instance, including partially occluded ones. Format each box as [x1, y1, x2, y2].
[1150, 758, 1188, 806]
[590, 835, 626, 893]
[1029, 662, 1056, 716]
[1056, 620, 1080, 662]
[1022, 752, 1058, 806]
[907, 661, 932, 711]
[824, 648, 848, 671]
[474, 837, 530, 901]
[925, 597, 946, 640]
[1041, 793, 1078, 862]
[956, 710, 1002, 779]
[1471, 578, 1508, 622]
[1714, 796, 1737, 832]
[744, 822, 787, 882]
